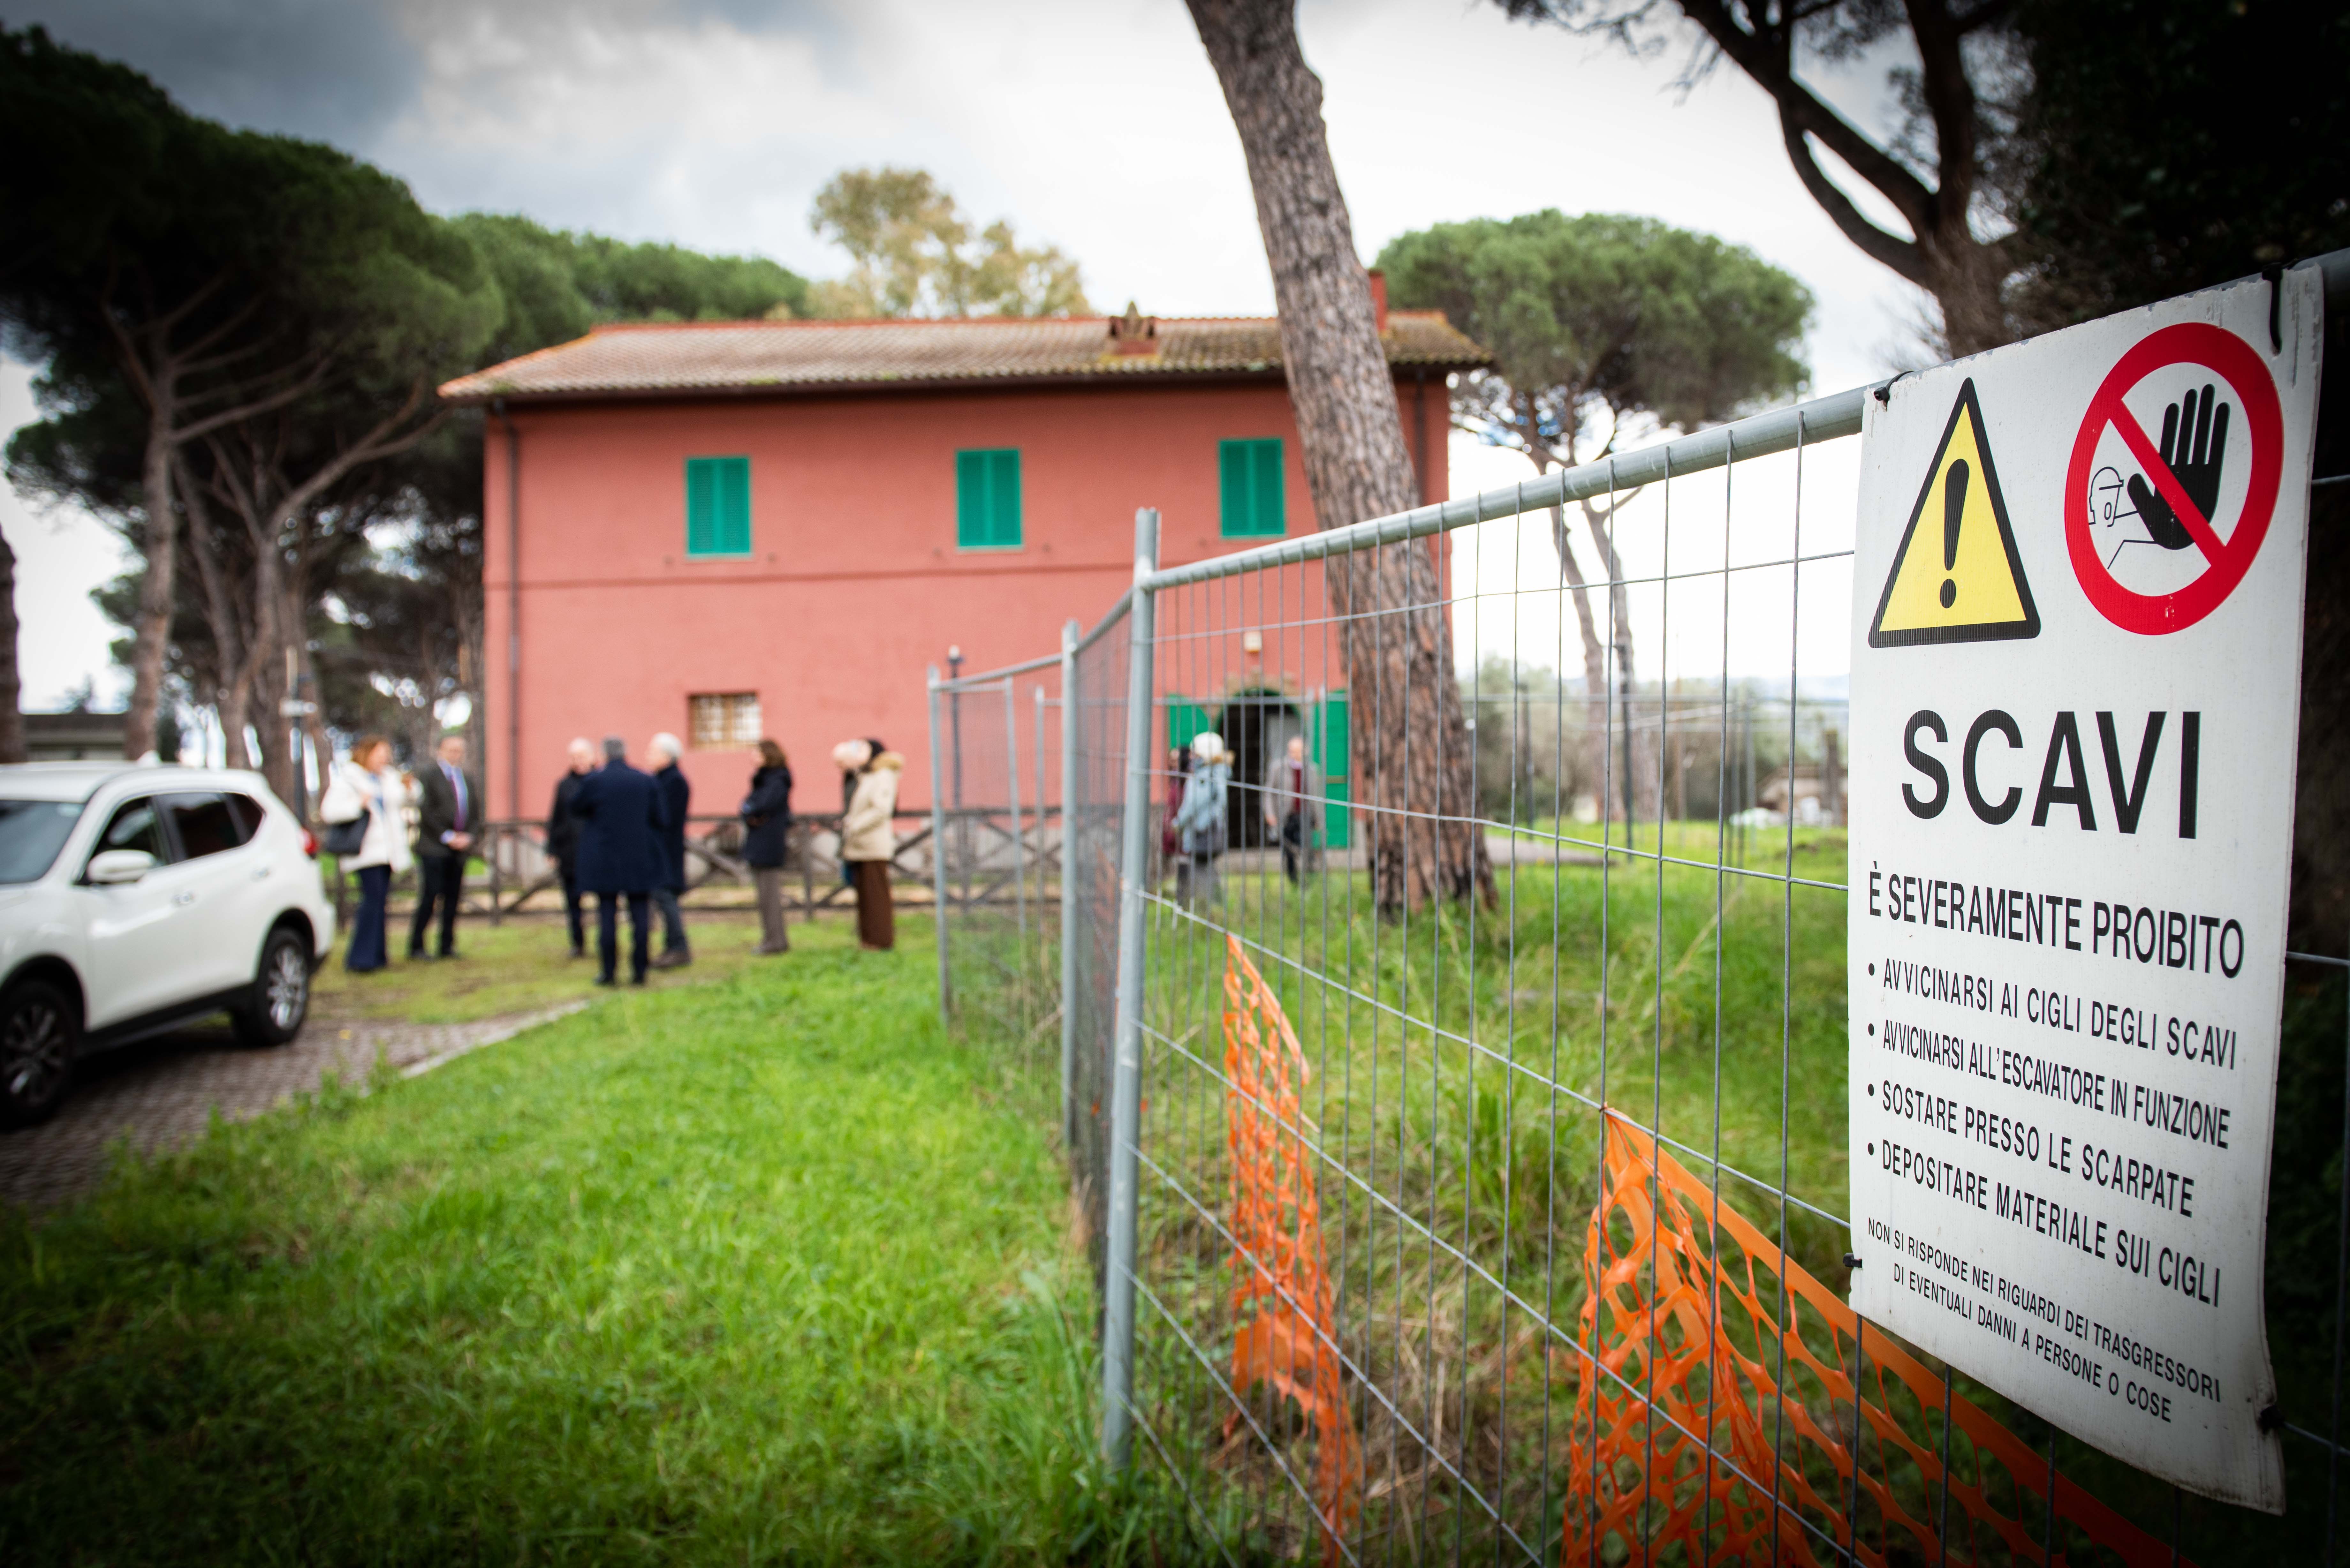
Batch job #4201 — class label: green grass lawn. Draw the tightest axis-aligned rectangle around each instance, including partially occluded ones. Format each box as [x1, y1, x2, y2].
[312, 908, 798, 1024]
[1117, 821, 1856, 1557]
[1, 916, 1201, 1565]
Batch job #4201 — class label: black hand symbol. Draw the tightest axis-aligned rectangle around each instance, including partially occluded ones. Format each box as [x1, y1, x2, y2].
[2125, 384, 2230, 552]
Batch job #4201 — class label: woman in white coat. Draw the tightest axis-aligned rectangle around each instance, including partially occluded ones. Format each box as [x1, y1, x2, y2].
[320, 735, 415, 973]
[838, 744, 903, 951]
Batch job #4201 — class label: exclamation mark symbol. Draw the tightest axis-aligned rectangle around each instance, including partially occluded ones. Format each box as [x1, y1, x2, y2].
[1940, 458, 1968, 610]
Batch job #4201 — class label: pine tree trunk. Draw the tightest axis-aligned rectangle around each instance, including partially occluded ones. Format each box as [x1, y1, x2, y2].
[257, 590, 304, 808]
[216, 548, 277, 773]
[251, 652, 288, 802]
[1552, 496, 1661, 828]
[1549, 506, 1617, 821]
[1187, 0, 1493, 915]
[1926, 235, 2014, 359]
[2292, 482, 2350, 954]
[0, 524, 22, 765]
[175, 455, 246, 751]
[123, 396, 179, 761]
[218, 675, 254, 771]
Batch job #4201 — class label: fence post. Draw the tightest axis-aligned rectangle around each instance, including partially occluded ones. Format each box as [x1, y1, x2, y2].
[1005, 681, 1026, 947]
[1035, 680, 1047, 958]
[1102, 507, 1158, 1467]
[928, 666, 951, 1021]
[1059, 618, 1080, 1151]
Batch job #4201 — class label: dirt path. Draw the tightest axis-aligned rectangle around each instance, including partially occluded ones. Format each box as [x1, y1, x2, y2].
[0, 1003, 584, 1213]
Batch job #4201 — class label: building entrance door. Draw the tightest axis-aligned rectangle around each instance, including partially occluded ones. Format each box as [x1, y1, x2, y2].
[1216, 691, 1300, 851]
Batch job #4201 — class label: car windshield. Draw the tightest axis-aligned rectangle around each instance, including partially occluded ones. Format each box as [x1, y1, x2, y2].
[0, 798, 87, 884]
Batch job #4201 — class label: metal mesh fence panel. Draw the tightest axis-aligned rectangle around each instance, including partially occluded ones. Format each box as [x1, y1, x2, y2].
[931, 659, 1062, 1062]
[1118, 410, 1896, 1564]
[932, 594, 1138, 1285]
[1069, 597, 1133, 1276]
[930, 304, 2350, 1560]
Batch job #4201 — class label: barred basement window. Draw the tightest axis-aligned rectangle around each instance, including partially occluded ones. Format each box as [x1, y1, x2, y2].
[688, 692, 761, 750]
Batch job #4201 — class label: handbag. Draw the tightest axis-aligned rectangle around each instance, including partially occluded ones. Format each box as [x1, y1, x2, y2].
[320, 813, 367, 857]
[320, 765, 372, 857]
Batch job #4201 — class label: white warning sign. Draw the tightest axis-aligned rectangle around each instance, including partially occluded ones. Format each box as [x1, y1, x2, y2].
[1847, 270, 2324, 1512]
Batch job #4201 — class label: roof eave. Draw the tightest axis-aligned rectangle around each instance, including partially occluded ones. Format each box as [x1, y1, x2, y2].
[437, 356, 1487, 408]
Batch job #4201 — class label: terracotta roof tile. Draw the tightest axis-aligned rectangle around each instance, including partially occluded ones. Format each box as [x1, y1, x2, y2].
[438, 312, 1487, 404]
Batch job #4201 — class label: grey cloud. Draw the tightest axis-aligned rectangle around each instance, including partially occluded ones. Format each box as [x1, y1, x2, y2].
[13, 0, 422, 147]
[384, 0, 860, 88]
[11, 0, 857, 163]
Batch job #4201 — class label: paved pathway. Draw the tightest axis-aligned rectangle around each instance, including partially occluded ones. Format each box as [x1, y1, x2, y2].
[0, 1003, 585, 1213]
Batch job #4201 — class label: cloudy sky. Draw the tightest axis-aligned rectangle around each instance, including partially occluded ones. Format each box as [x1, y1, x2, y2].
[5, 0, 1922, 705]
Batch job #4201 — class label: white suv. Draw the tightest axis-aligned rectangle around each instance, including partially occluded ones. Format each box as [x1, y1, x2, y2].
[0, 763, 337, 1124]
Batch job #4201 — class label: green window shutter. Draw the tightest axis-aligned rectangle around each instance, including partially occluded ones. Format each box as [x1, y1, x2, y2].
[990, 449, 1021, 547]
[956, 451, 985, 546]
[1316, 689, 1350, 848]
[686, 460, 715, 555]
[1322, 778, 1352, 850]
[1315, 689, 1349, 776]
[957, 448, 1022, 548]
[685, 456, 750, 557]
[1219, 438, 1284, 538]
[1253, 439, 1283, 532]
[1219, 442, 1249, 535]
[717, 457, 750, 553]
[1166, 699, 1211, 758]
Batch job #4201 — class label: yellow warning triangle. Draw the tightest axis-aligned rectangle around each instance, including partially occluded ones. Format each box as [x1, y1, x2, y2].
[1868, 378, 2039, 647]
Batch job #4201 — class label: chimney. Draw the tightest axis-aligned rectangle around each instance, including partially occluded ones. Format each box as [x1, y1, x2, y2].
[1367, 268, 1389, 335]
[1109, 300, 1158, 356]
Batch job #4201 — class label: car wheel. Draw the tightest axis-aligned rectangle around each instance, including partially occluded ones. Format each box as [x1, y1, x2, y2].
[235, 926, 311, 1048]
[0, 978, 78, 1127]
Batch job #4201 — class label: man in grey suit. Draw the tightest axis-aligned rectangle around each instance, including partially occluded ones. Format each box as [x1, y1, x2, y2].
[1261, 734, 1323, 884]
[411, 733, 480, 959]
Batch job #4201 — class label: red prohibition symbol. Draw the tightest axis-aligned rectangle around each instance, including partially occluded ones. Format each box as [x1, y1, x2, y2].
[2066, 321, 2283, 635]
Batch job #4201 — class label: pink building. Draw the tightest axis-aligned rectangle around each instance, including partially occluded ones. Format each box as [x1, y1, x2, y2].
[438, 300, 1485, 821]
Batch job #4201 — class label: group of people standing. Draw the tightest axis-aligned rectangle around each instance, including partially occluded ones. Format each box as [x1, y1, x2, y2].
[1162, 730, 1324, 907]
[543, 734, 698, 984]
[322, 732, 483, 972]
[539, 733, 906, 977]
[321, 728, 907, 983]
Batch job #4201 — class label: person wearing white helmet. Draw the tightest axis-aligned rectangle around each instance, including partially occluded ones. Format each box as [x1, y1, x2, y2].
[1170, 730, 1231, 909]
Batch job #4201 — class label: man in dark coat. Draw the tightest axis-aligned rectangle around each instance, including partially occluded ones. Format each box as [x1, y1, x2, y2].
[647, 732, 692, 968]
[545, 737, 595, 958]
[572, 736, 668, 985]
[410, 733, 480, 960]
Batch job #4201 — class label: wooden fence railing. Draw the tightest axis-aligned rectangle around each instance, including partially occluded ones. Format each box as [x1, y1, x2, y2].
[324, 807, 1062, 927]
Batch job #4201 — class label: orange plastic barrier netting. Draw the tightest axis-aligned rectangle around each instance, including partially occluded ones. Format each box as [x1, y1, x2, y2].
[1222, 934, 1361, 1563]
[1566, 1110, 2187, 1566]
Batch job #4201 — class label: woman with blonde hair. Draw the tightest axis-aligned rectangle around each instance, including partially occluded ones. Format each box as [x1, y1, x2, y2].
[838, 743, 904, 951]
[319, 734, 415, 972]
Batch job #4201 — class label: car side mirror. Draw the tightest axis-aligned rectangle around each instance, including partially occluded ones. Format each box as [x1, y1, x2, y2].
[87, 848, 158, 885]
